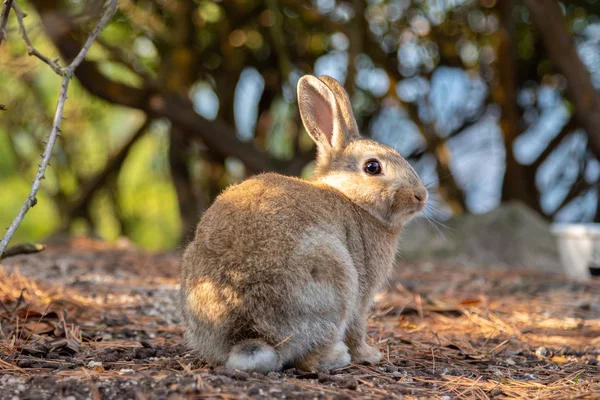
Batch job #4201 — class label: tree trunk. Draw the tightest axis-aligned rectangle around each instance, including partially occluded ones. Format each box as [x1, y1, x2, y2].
[169, 126, 201, 245]
[496, 0, 540, 211]
[526, 0, 600, 160]
[434, 142, 467, 215]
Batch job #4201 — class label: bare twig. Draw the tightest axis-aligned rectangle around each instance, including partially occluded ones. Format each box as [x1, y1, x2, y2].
[11, 3, 64, 75]
[0, 0, 118, 256]
[96, 37, 156, 80]
[1, 243, 45, 260]
[0, 0, 14, 46]
[118, 0, 168, 40]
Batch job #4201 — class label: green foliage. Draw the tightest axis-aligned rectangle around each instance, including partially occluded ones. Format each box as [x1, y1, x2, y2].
[2, 0, 600, 251]
[116, 127, 181, 250]
[0, 16, 181, 249]
[0, 177, 59, 244]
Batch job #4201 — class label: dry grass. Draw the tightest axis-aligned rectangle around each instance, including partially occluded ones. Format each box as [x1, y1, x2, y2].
[0, 238, 598, 399]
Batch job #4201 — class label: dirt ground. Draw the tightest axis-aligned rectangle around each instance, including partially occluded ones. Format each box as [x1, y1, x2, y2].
[0, 237, 598, 399]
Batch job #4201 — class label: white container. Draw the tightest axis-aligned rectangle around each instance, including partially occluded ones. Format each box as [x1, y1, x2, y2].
[550, 223, 600, 280]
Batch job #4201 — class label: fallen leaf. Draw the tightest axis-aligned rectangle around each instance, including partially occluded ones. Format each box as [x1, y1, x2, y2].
[23, 321, 55, 335]
[48, 337, 80, 354]
[460, 298, 482, 307]
[399, 320, 420, 330]
[18, 310, 43, 320]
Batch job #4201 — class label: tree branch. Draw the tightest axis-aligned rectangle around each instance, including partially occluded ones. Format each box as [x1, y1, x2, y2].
[526, 0, 600, 160]
[119, 0, 169, 41]
[345, 0, 365, 94]
[33, 3, 310, 176]
[1, 243, 45, 260]
[551, 167, 598, 218]
[0, 0, 118, 256]
[169, 125, 202, 245]
[11, 3, 64, 75]
[531, 117, 576, 170]
[96, 37, 156, 80]
[66, 118, 150, 224]
[0, 0, 13, 46]
[265, 0, 291, 80]
[444, 104, 490, 141]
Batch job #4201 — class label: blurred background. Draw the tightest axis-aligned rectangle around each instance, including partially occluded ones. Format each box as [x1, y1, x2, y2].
[1, 0, 599, 251]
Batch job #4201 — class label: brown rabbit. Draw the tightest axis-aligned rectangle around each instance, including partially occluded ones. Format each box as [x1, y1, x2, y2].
[180, 75, 427, 373]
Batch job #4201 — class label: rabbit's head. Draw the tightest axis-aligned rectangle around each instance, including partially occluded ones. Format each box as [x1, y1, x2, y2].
[298, 75, 427, 231]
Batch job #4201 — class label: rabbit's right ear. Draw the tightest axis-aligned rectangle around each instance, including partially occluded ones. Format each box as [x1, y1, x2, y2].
[318, 76, 360, 140]
[297, 76, 344, 152]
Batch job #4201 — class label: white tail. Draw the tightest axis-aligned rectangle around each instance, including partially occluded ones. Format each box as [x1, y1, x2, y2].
[225, 339, 282, 373]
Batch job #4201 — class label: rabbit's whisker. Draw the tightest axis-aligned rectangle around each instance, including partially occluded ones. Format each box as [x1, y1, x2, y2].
[428, 216, 454, 233]
[423, 214, 447, 240]
[424, 173, 455, 188]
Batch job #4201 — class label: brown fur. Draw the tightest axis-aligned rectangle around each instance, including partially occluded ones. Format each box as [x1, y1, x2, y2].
[180, 75, 427, 372]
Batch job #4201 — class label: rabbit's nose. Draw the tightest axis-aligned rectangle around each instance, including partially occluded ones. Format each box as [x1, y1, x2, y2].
[412, 186, 428, 204]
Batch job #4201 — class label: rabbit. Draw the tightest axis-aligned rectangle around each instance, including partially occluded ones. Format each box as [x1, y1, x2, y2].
[180, 75, 428, 373]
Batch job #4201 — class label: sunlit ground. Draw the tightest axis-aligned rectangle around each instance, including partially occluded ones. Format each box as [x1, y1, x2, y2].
[0, 238, 597, 399]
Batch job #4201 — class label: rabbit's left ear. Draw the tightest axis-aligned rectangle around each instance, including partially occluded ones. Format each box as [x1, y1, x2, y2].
[297, 75, 358, 152]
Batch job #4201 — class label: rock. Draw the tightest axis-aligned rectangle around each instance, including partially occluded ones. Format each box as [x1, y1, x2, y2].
[399, 201, 562, 273]
[87, 361, 103, 368]
[317, 372, 330, 383]
[341, 376, 358, 390]
[535, 347, 549, 357]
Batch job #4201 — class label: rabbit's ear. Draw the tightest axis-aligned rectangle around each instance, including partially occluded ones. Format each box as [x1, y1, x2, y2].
[298, 75, 350, 152]
[318, 76, 360, 141]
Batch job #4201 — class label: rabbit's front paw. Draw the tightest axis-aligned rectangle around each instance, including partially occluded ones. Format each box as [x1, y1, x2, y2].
[320, 341, 351, 371]
[298, 341, 351, 372]
[350, 343, 382, 365]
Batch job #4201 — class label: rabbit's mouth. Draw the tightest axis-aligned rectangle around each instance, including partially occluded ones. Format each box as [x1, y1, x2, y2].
[405, 203, 426, 217]
[412, 202, 426, 214]
[391, 186, 428, 219]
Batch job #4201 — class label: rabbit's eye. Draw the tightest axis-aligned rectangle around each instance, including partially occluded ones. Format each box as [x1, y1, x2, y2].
[364, 159, 382, 175]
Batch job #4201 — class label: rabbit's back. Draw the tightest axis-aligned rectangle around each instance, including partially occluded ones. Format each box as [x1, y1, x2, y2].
[187, 173, 351, 274]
